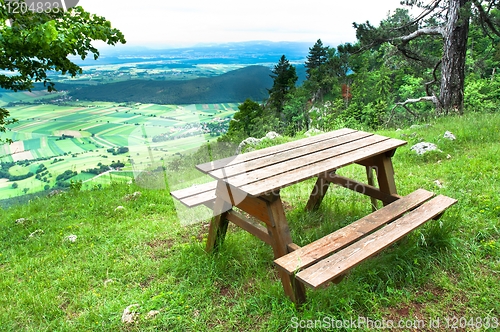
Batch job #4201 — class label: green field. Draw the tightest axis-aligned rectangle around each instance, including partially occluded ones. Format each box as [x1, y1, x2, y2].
[0, 95, 238, 200]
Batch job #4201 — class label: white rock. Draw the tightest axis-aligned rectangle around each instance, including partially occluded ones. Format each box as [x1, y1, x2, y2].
[305, 128, 323, 137]
[443, 131, 456, 140]
[237, 132, 281, 154]
[236, 137, 261, 154]
[66, 234, 77, 243]
[410, 142, 439, 155]
[121, 304, 140, 324]
[265, 131, 281, 139]
[115, 206, 125, 211]
[146, 310, 160, 319]
[434, 180, 443, 188]
[15, 218, 26, 224]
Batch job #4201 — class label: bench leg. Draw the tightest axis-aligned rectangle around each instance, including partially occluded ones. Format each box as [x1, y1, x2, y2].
[205, 198, 231, 253]
[305, 175, 331, 211]
[266, 194, 306, 304]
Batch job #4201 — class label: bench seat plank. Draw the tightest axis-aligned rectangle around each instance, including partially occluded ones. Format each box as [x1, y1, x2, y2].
[170, 181, 217, 207]
[296, 195, 457, 289]
[274, 189, 435, 274]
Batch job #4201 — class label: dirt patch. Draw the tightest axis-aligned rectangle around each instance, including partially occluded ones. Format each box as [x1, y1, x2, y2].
[147, 238, 174, 249]
[8, 140, 23, 153]
[0, 179, 9, 188]
[11, 150, 34, 162]
[140, 275, 155, 288]
[282, 200, 294, 212]
[147, 238, 175, 261]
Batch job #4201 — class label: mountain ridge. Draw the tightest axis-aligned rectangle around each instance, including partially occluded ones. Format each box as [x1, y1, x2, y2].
[68, 65, 274, 104]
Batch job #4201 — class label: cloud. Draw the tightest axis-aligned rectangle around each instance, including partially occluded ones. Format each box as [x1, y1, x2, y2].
[80, 0, 404, 46]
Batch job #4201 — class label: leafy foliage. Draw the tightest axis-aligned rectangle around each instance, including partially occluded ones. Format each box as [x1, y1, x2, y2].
[0, 2, 126, 139]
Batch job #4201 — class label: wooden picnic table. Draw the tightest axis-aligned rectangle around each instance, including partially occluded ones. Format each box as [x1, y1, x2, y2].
[170, 128, 457, 304]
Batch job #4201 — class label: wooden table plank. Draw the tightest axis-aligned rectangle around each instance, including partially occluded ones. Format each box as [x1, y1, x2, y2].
[240, 137, 407, 196]
[208, 131, 373, 179]
[196, 128, 356, 173]
[221, 135, 388, 188]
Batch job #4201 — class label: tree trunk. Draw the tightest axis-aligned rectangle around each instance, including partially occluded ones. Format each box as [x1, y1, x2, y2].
[439, 0, 470, 114]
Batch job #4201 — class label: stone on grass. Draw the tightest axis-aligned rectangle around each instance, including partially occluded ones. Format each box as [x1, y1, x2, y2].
[114, 206, 125, 211]
[265, 131, 281, 139]
[146, 310, 160, 319]
[104, 279, 114, 287]
[305, 128, 323, 137]
[236, 132, 281, 154]
[434, 180, 444, 188]
[444, 131, 456, 140]
[122, 304, 140, 324]
[66, 234, 77, 243]
[15, 218, 26, 224]
[123, 191, 142, 201]
[410, 142, 440, 155]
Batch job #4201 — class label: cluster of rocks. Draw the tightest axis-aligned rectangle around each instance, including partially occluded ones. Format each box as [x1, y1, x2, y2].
[236, 128, 326, 154]
[410, 130, 456, 155]
[121, 304, 160, 324]
[236, 131, 281, 154]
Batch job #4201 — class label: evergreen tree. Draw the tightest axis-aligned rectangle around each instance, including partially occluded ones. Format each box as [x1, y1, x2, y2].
[224, 99, 263, 141]
[267, 55, 298, 118]
[305, 39, 328, 79]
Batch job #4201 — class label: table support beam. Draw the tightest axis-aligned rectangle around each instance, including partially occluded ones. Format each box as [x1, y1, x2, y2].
[305, 175, 332, 211]
[371, 154, 398, 206]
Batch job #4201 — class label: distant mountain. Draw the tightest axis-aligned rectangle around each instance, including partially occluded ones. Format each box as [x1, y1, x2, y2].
[71, 41, 311, 66]
[69, 65, 274, 104]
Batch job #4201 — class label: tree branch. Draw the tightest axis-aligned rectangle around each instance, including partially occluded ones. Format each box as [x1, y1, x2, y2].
[386, 96, 438, 125]
[394, 0, 443, 32]
[424, 60, 442, 96]
[472, 0, 500, 37]
[394, 26, 445, 43]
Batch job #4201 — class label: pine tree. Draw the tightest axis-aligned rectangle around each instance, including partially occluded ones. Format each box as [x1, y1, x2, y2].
[268, 55, 298, 118]
[305, 39, 328, 79]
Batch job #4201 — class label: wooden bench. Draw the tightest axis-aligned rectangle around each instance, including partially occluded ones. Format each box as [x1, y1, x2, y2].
[170, 180, 218, 209]
[274, 189, 457, 290]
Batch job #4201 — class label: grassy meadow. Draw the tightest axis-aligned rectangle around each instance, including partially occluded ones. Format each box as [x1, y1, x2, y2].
[0, 93, 238, 200]
[0, 112, 498, 331]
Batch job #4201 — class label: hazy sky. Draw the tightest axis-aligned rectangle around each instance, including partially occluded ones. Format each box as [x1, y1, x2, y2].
[79, 0, 407, 48]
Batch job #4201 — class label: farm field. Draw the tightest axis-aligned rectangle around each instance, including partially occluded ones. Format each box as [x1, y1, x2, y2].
[0, 95, 238, 201]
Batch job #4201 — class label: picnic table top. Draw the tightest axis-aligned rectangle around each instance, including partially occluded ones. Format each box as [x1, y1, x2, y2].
[196, 128, 407, 197]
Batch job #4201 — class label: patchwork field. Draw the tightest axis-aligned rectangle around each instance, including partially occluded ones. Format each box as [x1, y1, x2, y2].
[0, 95, 238, 200]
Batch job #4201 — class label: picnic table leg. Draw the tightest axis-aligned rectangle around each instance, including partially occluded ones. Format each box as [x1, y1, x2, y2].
[265, 194, 306, 304]
[305, 173, 332, 211]
[371, 154, 398, 206]
[205, 197, 231, 253]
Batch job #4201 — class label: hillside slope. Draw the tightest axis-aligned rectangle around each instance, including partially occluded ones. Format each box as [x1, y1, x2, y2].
[69, 65, 273, 104]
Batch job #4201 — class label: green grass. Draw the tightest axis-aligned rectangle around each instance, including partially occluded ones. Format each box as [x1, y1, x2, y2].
[0, 112, 499, 331]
